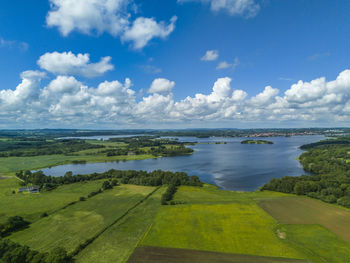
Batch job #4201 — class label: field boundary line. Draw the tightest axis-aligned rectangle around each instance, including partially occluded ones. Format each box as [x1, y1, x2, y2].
[71, 186, 161, 257]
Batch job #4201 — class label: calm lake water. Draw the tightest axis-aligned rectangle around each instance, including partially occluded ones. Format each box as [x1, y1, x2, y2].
[39, 135, 324, 191]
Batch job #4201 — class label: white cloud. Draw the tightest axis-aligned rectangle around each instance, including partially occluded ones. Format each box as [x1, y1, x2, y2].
[250, 86, 279, 106]
[285, 77, 326, 104]
[122, 16, 177, 49]
[148, 78, 175, 94]
[178, 0, 260, 17]
[46, 0, 130, 36]
[201, 50, 219, 61]
[4, 63, 350, 127]
[216, 57, 239, 70]
[46, 0, 177, 49]
[38, 51, 114, 77]
[0, 37, 29, 51]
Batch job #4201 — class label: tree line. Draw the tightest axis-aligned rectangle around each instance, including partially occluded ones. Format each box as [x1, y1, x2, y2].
[16, 169, 203, 189]
[262, 137, 350, 208]
[0, 139, 103, 157]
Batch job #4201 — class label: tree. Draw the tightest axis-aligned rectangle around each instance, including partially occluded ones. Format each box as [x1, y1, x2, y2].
[45, 247, 73, 263]
[102, 181, 112, 190]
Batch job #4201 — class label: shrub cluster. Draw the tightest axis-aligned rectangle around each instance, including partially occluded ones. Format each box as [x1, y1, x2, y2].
[0, 216, 30, 237]
[161, 184, 178, 205]
[0, 240, 73, 263]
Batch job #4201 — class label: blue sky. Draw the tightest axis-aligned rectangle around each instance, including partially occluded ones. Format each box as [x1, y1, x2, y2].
[1, 0, 350, 128]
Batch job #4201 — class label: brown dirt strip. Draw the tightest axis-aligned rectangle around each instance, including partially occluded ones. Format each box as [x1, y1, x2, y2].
[127, 246, 308, 263]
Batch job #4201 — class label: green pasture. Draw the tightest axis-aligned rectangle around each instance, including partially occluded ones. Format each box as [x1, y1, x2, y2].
[0, 177, 104, 223]
[75, 186, 166, 263]
[281, 224, 350, 263]
[258, 196, 350, 243]
[9, 184, 155, 253]
[142, 186, 302, 259]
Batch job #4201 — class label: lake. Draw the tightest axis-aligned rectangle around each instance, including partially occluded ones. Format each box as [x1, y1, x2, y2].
[38, 135, 324, 191]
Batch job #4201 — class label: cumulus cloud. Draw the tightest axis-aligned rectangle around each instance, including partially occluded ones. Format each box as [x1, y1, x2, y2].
[38, 51, 114, 77]
[178, 0, 260, 17]
[201, 50, 219, 61]
[216, 57, 239, 70]
[46, 0, 130, 36]
[4, 64, 350, 127]
[148, 78, 175, 94]
[46, 0, 177, 49]
[122, 16, 177, 49]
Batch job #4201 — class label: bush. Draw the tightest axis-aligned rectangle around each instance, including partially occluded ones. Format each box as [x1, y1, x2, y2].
[0, 216, 30, 237]
[40, 212, 48, 218]
[79, 197, 86, 201]
[102, 181, 112, 190]
[337, 196, 350, 208]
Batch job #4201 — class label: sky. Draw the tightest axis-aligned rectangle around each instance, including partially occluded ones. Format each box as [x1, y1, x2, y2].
[1, 0, 350, 129]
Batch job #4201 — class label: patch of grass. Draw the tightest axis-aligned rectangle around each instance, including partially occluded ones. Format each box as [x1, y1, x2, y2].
[142, 186, 302, 259]
[281, 224, 350, 263]
[9, 185, 155, 253]
[0, 177, 105, 223]
[258, 197, 350, 243]
[173, 184, 292, 205]
[75, 186, 166, 263]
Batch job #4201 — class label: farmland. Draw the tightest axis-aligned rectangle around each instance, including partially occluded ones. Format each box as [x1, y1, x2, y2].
[0, 177, 107, 224]
[75, 186, 166, 263]
[258, 197, 350, 242]
[1, 176, 350, 262]
[9, 184, 156, 253]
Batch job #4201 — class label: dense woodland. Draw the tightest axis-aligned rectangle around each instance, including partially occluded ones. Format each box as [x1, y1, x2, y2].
[262, 137, 350, 208]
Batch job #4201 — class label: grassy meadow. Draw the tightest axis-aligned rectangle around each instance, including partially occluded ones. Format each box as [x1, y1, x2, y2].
[281, 224, 350, 263]
[0, 177, 106, 223]
[2, 166, 350, 262]
[75, 186, 166, 263]
[142, 185, 303, 259]
[9, 184, 155, 254]
[258, 197, 350, 243]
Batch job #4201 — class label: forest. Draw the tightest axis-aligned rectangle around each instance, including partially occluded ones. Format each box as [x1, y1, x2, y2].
[262, 136, 350, 208]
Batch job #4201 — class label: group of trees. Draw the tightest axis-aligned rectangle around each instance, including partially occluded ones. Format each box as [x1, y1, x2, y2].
[0, 139, 103, 157]
[262, 138, 350, 208]
[0, 216, 30, 237]
[0, 240, 73, 263]
[161, 184, 178, 205]
[16, 169, 203, 190]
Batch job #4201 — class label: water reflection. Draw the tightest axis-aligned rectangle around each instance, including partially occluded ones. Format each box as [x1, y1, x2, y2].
[38, 135, 324, 191]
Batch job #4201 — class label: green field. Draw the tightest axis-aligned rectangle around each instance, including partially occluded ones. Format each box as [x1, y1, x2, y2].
[128, 246, 308, 263]
[3, 174, 350, 262]
[0, 177, 106, 223]
[75, 186, 166, 263]
[258, 197, 350, 242]
[281, 225, 350, 263]
[142, 185, 303, 259]
[9, 184, 155, 253]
